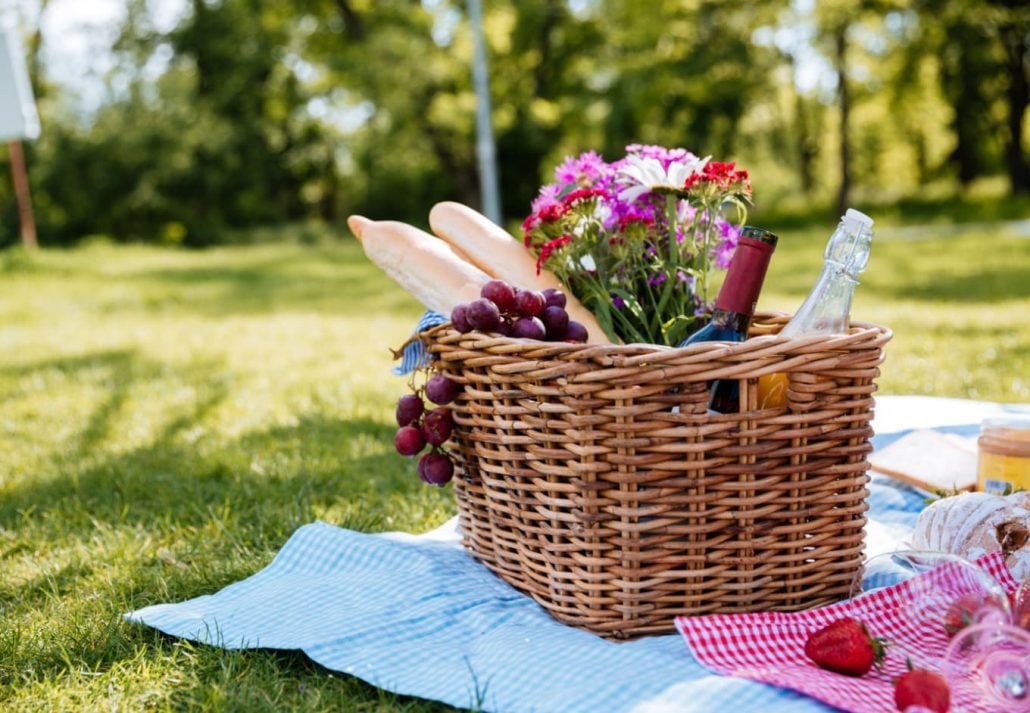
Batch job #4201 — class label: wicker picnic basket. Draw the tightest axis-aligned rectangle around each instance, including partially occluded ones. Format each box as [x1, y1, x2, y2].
[422, 311, 891, 639]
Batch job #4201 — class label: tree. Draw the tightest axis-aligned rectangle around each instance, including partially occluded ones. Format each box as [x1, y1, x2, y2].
[996, 0, 1030, 194]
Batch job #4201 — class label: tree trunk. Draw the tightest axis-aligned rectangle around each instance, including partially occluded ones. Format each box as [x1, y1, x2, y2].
[939, 20, 996, 187]
[1000, 20, 1030, 195]
[788, 52, 816, 195]
[835, 24, 850, 218]
[27, 0, 49, 100]
[333, 0, 366, 41]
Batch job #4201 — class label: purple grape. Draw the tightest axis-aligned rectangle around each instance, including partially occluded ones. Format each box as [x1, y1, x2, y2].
[418, 451, 454, 486]
[394, 425, 426, 457]
[494, 319, 512, 337]
[395, 393, 425, 426]
[564, 320, 588, 343]
[450, 303, 472, 333]
[514, 290, 545, 318]
[421, 407, 454, 446]
[542, 288, 567, 309]
[481, 280, 517, 314]
[425, 375, 458, 405]
[466, 298, 502, 332]
[540, 305, 569, 340]
[510, 316, 546, 340]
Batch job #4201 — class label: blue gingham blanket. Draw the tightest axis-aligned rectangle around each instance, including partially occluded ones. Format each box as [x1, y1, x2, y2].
[127, 405, 1000, 713]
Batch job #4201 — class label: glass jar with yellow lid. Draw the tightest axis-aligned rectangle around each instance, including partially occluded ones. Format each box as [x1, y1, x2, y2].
[978, 415, 1030, 494]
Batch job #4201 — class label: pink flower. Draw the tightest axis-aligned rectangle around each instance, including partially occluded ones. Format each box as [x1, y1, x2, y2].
[625, 144, 701, 170]
[554, 151, 608, 187]
[531, 184, 563, 214]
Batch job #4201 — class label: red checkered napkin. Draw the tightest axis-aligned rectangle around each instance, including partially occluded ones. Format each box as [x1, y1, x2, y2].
[676, 552, 1021, 713]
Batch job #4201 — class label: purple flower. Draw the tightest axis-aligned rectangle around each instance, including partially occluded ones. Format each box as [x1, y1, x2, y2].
[712, 219, 740, 269]
[718, 219, 741, 241]
[612, 294, 626, 309]
[603, 195, 658, 231]
[676, 270, 695, 289]
[555, 151, 608, 187]
[648, 273, 667, 287]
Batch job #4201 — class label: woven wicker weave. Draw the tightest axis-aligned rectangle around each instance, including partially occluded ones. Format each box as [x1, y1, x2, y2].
[423, 311, 891, 639]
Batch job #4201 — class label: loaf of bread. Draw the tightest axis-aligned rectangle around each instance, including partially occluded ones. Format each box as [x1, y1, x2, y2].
[347, 215, 491, 316]
[868, 429, 979, 492]
[910, 491, 1030, 580]
[428, 202, 609, 344]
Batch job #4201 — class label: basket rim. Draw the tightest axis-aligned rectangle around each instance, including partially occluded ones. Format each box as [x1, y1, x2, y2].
[421, 310, 892, 366]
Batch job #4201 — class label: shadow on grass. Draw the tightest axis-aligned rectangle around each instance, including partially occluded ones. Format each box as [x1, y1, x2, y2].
[0, 413, 421, 551]
[0, 346, 455, 709]
[0, 346, 440, 591]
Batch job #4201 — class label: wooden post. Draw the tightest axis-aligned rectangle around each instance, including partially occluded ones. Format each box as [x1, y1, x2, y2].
[7, 139, 36, 250]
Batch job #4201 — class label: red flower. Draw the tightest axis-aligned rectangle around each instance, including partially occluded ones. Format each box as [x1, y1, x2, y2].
[561, 187, 608, 206]
[617, 214, 655, 233]
[521, 214, 538, 246]
[684, 161, 751, 194]
[536, 234, 573, 274]
[523, 203, 567, 246]
[539, 203, 566, 221]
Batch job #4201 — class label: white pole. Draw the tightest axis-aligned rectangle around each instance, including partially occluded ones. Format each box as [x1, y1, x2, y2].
[467, 0, 502, 224]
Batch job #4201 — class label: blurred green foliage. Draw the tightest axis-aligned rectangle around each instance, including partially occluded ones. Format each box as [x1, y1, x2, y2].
[0, 0, 1027, 247]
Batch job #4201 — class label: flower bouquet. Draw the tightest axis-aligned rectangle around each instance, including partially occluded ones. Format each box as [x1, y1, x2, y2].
[521, 144, 752, 346]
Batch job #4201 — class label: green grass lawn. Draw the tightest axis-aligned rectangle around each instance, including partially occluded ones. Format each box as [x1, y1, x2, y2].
[1, 222, 1028, 711]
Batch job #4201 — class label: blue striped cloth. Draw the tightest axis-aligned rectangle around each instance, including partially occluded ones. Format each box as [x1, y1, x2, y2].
[392, 311, 449, 375]
[127, 426, 978, 713]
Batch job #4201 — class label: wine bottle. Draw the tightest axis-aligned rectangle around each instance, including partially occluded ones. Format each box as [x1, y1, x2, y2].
[680, 225, 779, 413]
[757, 209, 874, 409]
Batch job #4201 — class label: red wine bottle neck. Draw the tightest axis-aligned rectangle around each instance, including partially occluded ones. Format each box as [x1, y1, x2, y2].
[713, 232, 777, 317]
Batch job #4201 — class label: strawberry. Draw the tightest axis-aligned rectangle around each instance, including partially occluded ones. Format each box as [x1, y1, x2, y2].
[804, 616, 888, 677]
[894, 663, 950, 712]
[943, 591, 983, 637]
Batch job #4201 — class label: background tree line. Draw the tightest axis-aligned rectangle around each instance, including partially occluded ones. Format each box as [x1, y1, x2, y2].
[1, 0, 1027, 247]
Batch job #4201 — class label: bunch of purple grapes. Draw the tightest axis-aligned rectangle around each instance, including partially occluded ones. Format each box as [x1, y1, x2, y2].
[450, 280, 588, 342]
[393, 374, 459, 486]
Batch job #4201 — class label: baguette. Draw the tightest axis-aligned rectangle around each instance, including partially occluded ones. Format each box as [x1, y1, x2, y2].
[428, 202, 609, 344]
[347, 215, 490, 316]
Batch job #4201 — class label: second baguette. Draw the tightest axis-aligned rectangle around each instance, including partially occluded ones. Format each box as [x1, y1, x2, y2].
[429, 202, 609, 344]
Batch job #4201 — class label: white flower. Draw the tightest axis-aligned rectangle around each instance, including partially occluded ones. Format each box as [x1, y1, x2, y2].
[616, 153, 710, 202]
